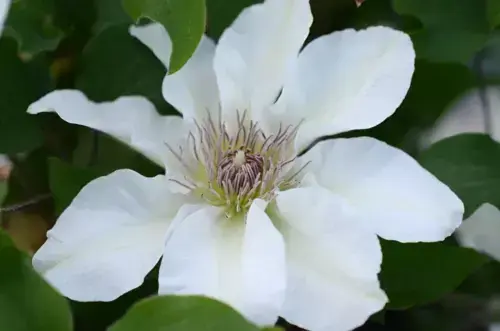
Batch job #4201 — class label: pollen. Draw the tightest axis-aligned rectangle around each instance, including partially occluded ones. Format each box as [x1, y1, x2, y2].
[233, 150, 247, 168]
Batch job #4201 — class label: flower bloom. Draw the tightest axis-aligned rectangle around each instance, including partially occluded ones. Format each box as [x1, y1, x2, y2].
[28, 0, 463, 329]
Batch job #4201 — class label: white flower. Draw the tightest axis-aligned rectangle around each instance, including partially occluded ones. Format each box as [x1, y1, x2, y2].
[28, 0, 463, 330]
[420, 86, 500, 148]
[456, 203, 500, 261]
[0, 0, 10, 34]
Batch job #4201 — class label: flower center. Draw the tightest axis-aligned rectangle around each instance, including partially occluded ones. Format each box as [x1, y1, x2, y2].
[167, 110, 306, 218]
[217, 149, 264, 195]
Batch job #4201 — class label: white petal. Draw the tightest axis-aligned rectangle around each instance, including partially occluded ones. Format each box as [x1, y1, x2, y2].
[456, 203, 500, 261]
[129, 23, 172, 68]
[302, 137, 464, 242]
[162, 36, 219, 121]
[0, 0, 10, 34]
[130, 22, 220, 121]
[274, 187, 387, 331]
[159, 200, 286, 326]
[27, 90, 185, 167]
[275, 26, 415, 151]
[213, 0, 312, 119]
[33, 169, 188, 301]
[420, 86, 500, 148]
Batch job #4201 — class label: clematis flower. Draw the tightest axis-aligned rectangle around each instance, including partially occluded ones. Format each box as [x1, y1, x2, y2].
[28, 0, 463, 330]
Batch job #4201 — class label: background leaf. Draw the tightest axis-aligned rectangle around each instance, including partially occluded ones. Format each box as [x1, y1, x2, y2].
[122, 0, 206, 73]
[0, 38, 51, 154]
[94, 0, 132, 34]
[419, 134, 500, 216]
[392, 0, 490, 64]
[0, 230, 73, 331]
[488, 0, 500, 28]
[48, 157, 104, 215]
[380, 240, 488, 309]
[75, 24, 171, 114]
[4, 0, 64, 58]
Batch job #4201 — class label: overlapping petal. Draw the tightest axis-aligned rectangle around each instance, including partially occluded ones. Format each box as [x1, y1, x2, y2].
[27, 90, 186, 167]
[456, 203, 500, 261]
[213, 0, 312, 121]
[274, 26, 415, 151]
[33, 170, 189, 301]
[159, 199, 286, 326]
[274, 187, 387, 331]
[301, 137, 463, 242]
[421, 86, 500, 148]
[130, 23, 220, 121]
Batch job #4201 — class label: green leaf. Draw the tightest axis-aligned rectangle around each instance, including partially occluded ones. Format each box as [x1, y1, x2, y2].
[76, 24, 172, 115]
[392, 0, 490, 64]
[419, 134, 500, 216]
[488, 0, 500, 28]
[380, 240, 488, 309]
[0, 39, 50, 154]
[122, 0, 206, 73]
[4, 0, 64, 57]
[48, 157, 104, 214]
[109, 295, 262, 331]
[0, 230, 73, 331]
[94, 0, 133, 34]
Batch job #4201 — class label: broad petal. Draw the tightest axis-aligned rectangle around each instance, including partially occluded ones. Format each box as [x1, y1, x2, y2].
[456, 203, 500, 261]
[159, 200, 286, 326]
[162, 36, 219, 121]
[0, 0, 9, 34]
[27, 89, 185, 167]
[274, 187, 387, 331]
[302, 137, 464, 242]
[213, 0, 312, 119]
[33, 169, 188, 301]
[420, 86, 500, 148]
[275, 26, 415, 151]
[130, 23, 219, 121]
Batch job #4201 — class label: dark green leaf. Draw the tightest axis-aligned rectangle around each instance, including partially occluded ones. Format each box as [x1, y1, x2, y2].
[488, 0, 500, 28]
[392, 0, 490, 63]
[0, 230, 73, 331]
[122, 0, 206, 73]
[380, 240, 488, 309]
[4, 0, 64, 57]
[0, 39, 50, 154]
[76, 24, 172, 115]
[94, 0, 132, 34]
[48, 157, 104, 214]
[419, 134, 500, 216]
[109, 295, 261, 331]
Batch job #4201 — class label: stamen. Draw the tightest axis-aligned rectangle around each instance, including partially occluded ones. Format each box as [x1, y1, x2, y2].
[165, 109, 306, 217]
